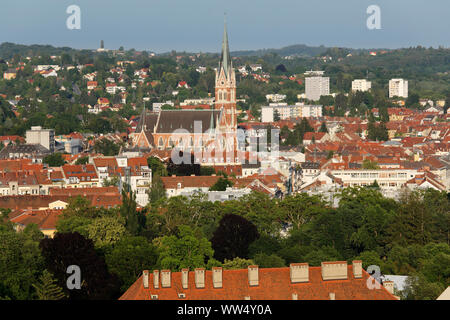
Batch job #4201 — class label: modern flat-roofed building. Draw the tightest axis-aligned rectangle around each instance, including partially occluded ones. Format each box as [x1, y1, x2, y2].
[305, 73, 330, 101]
[261, 104, 322, 122]
[330, 169, 418, 191]
[352, 79, 372, 92]
[389, 79, 408, 98]
[26, 126, 55, 152]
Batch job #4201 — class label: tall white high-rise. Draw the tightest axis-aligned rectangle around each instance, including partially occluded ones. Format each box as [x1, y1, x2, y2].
[389, 79, 408, 98]
[305, 72, 330, 101]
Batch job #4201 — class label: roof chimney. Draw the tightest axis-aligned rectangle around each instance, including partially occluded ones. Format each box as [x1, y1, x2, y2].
[329, 292, 336, 300]
[142, 270, 149, 288]
[153, 270, 159, 289]
[195, 268, 205, 288]
[212, 267, 223, 288]
[161, 270, 171, 288]
[181, 269, 189, 289]
[383, 281, 395, 295]
[290, 263, 309, 283]
[321, 261, 348, 281]
[248, 265, 259, 286]
[352, 260, 362, 279]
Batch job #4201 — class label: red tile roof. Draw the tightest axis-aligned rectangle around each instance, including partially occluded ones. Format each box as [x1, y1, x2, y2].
[10, 209, 64, 231]
[120, 263, 397, 300]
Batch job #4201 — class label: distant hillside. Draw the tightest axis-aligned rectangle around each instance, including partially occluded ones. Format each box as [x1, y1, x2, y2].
[232, 44, 331, 57]
[0, 42, 77, 60]
[230, 44, 382, 58]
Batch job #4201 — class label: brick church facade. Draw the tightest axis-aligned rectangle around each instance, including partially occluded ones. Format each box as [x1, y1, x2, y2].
[131, 22, 241, 175]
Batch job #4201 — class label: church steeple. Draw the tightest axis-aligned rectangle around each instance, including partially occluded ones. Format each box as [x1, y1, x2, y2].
[219, 17, 232, 78]
[215, 18, 236, 133]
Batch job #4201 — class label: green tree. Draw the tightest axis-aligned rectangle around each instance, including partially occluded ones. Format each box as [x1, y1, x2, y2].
[75, 156, 89, 165]
[32, 270, 66, 300]
[93, 138, 121, 156]
[56, 216, 91, 238]
[156, 225, 216, 271]
[362, 159, 380, 169]
[87, 216, 126, 248]
[43, 153, 65, 167]
[211, 214, 260, 262]
[222, 257, 255, 270]
[147, 157, 167, 177]
[149, 174, 167, 205]
[253, 253, 285, 268]
[403, 273, 445, 300]
[39, 232, 121, 300]
[120, 189, 146, 236]
[0, 225, 45, 299]
[279, 193, 327, 230]
[105, 236, 158, 292]
[209, 177, 233, 191]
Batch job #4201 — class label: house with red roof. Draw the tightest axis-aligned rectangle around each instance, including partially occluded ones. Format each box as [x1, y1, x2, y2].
[10, 209, 64, 238]
[62, 164, 99, 187]
[120, 260, 398, 300]
[87, 81, 97, 90]
[177, 81, 189, 89]
[303, 132, 330, 145]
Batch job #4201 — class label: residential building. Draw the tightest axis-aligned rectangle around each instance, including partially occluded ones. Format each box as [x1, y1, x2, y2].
[330, 169, 418, 194]
[0, 144, 51, 162]
[266, 94, 286, 102]
[26, 126, 55, 152]
[120, 260, 397, 300]
[352, 79, 372, 92]
[305, 73, 330, 101]
[3, 69, 17, 80]
[389, 79, 408, 98]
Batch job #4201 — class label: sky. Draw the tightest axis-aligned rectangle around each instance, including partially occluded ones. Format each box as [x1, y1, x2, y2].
[0, 0, 449, 53]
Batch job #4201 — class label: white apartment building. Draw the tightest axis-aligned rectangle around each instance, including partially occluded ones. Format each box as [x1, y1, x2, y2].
[352, 79, 372, 92]
[261, 104, 322, 122]
[305, 76, 330, 101]
[116, 156, 152, 207]
[261, 103, 291, 122]
[266, 94, 286, 102]
[180, 97, 215, 106]
[26, 126, 55, 152]
[389, 79, 408, 98]
[296, 103, 323, 118]
[330, 169, 418, 191]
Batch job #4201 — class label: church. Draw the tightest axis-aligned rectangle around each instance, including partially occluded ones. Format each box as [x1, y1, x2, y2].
[132, 22, 242, 175]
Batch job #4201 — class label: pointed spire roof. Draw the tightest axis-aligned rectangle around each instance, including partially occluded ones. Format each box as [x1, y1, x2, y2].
[219, 16, 232, 77]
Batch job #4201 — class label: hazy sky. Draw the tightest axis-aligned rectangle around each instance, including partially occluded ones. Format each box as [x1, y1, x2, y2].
[1, 0, 449, 52]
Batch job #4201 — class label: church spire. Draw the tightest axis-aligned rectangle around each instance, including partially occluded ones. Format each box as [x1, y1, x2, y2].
[219, 15, 232, 77]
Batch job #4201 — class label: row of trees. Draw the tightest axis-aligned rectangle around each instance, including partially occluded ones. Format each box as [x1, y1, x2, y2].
[3, 185, 447, 300]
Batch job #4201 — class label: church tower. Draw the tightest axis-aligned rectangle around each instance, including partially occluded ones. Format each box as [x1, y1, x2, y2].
[215, 20, 237, 132]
